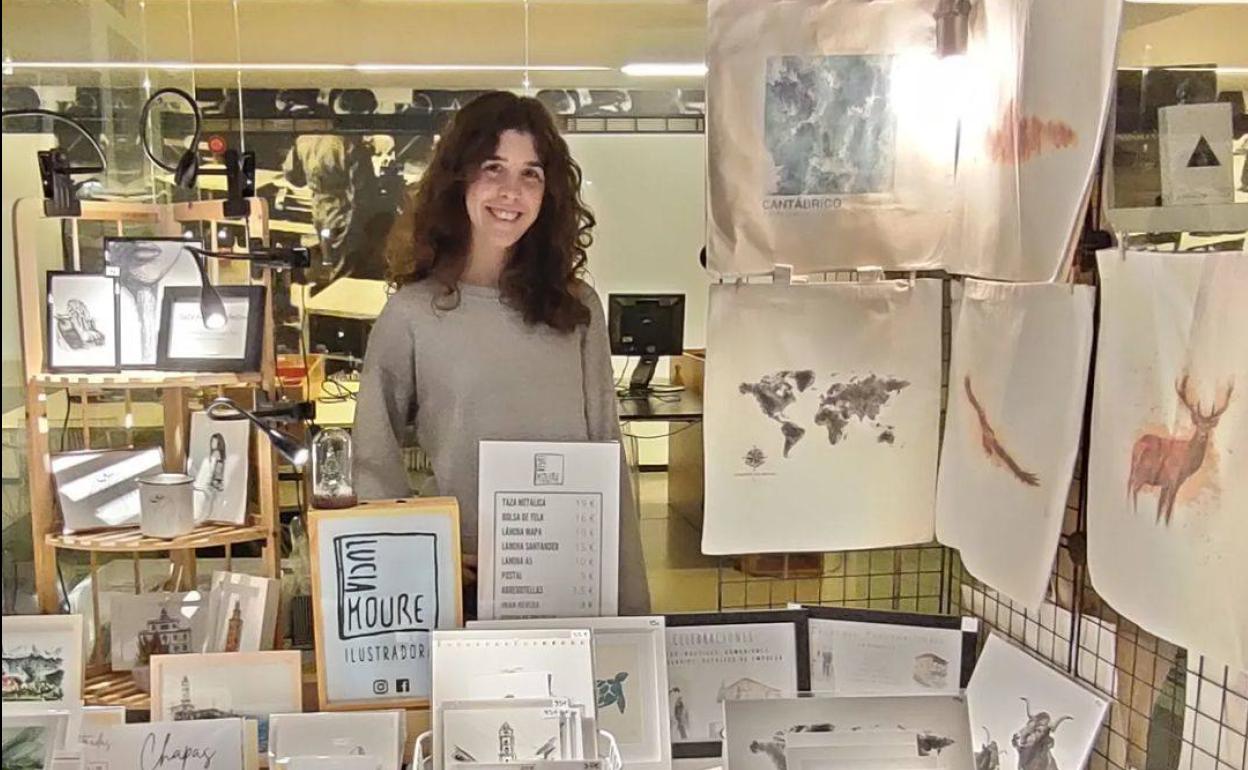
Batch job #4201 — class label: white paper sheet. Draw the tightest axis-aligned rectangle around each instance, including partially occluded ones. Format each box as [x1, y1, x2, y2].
[808, 617, 964, 696]
[1089, 250, 1248, 671]
[966, 635, 1109, 770]
[936, 281, 1095, 609]
[702, 280, 942, 554]
[477, 441, 621, 619]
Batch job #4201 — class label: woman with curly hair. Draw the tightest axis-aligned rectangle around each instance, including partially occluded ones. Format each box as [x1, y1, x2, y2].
[353, 91, 649, 614]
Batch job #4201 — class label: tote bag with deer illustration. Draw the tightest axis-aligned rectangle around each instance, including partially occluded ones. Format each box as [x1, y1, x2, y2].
[1089, 250, 1248, 670]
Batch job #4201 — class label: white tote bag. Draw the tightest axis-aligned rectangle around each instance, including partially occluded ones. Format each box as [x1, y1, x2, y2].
[936, 280, 1095, 609]
[703, 279, 943, 555]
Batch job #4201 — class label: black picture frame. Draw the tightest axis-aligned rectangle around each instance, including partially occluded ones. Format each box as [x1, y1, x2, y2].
[800, 605, 980, 689]
[665, 609, 811, 759]
[104, 236, 205, 370]
[156, 285, 266, 372]
[45, 271, 120, 373]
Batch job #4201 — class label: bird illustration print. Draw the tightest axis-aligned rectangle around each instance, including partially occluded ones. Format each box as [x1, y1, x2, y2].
[964, 376, 1040, 487]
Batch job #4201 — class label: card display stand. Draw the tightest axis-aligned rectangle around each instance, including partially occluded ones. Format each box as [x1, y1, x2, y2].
[11, 196, 283, 711]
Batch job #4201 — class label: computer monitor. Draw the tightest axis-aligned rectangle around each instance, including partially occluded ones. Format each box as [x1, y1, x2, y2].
[608, 293, 685, 392]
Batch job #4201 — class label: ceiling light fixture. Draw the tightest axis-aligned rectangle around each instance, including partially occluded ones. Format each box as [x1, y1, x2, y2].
[6, 61, 610, 73]
[621, 63, 708, 78]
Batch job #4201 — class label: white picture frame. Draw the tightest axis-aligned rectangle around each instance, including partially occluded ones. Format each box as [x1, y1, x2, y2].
[308, 499, 464, 711]
[664, 611, 810, 758]
[477, 441, 622, 620]
[150, 651, 303, 755]
[107, 590, 208, 671]
[469, 616, 672, 770]
[104, 237, 204, 368]
[268, 711, 405, 770]
[202, 571, 281, 653]
[189, 411, 251, 525]
[2, 614, 84, 715]
[431, 629, 598, 770]
[1, 713, 63, 770]
[722, 694, 973, 770]
[440, 698, 584, 766]
[81, 717, 248, 770]
[45, 272, 119, 373]
[51, 447, 164, 533]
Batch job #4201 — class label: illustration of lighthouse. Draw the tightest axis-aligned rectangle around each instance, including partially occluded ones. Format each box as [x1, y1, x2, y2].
[224, 600, 244, 652]
[498, 722, 516, 762]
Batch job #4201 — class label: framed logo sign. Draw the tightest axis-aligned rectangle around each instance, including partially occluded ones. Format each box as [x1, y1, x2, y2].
[309, 498, 464, 710]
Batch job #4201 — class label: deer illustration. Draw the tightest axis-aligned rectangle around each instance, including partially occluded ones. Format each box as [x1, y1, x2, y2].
[1127, 374, 1234, 525]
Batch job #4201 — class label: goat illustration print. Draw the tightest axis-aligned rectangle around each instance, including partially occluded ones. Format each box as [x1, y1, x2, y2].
[1128, 374, 1233, 524]
[1011, 698, 1072, 770]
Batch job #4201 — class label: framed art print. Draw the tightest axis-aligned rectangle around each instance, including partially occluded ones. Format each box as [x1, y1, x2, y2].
[439, 698, 585, 765]
[202, 571, 281, 653]
[268, 711, 405, 770]
[189, 411, 252, 525]
[665, 610, 810, 759]
[469, 616, 672, 770]
[1, 614, 84, 715]
[722, 694, 973, 770]
[156, 285, 266, 372]
[149, 650, 303, 755]
[104, 237, 203, 368]
[801, 606, 978, 696]
[1, 713, 62, 770]
[51, 447, 164, 532]
[309, 498, 463, 711]
[107, 590, 208, 671]
[45, 272, 119, 373]
[431, 629, 598, 770]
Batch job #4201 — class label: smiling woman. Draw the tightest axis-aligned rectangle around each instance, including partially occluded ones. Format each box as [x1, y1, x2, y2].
[354, 91, 650, 616]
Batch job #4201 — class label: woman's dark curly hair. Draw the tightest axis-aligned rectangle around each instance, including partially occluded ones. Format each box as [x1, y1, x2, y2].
[385, 91, 596, 332]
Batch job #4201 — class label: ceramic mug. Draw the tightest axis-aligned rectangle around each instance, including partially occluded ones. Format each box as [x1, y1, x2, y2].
[137, 472, 196, 538]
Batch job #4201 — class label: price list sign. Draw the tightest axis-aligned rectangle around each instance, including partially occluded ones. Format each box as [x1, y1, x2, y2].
[478, 441, 621, 620]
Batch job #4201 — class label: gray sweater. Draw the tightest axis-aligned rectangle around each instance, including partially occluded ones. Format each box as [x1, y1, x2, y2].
[353, 279, 650, 614]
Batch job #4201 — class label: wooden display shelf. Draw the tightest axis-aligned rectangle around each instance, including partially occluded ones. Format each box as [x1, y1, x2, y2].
[48, 523, 269, 553]
[32, 370, 263, 390]
[84, 669, 151, 710]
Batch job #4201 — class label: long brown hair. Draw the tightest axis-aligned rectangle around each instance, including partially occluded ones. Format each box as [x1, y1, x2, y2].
[385, 91, 595, 332]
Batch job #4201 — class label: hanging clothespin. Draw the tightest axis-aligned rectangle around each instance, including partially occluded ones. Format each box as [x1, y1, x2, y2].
[772, 264, 794, 286]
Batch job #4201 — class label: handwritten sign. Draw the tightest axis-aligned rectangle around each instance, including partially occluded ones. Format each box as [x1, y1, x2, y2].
[310, 499, 463, 710]
[81, 717, 245, 770]
[477, 442, 621, 620]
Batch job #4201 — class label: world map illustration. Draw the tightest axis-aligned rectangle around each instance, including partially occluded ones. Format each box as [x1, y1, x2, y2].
[739, 371, 909, 456]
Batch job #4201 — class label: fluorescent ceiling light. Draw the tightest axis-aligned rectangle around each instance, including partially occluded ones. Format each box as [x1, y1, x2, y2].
[5, 61, 610, 73]
[1119, 65, 1248, 74]
[621, 62, 708, 77]
[1126, 0, 1247, 4]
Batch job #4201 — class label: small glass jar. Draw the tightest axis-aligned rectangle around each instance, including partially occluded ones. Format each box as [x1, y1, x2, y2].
[311, 427, 357, 509]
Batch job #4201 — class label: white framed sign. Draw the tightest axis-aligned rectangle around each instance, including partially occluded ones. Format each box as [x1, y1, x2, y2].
[309, 498, 464, 710]
[469, 616, 673, 770]
[477, 441, 621, 619]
